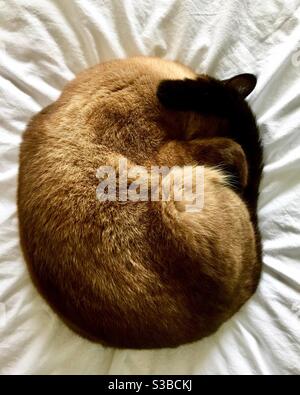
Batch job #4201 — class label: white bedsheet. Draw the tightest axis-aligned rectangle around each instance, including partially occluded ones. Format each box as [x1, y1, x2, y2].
[1, 0, 300, 375]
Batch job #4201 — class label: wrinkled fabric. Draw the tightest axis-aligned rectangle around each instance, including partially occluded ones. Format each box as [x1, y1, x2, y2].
[0, 0, 300, 374]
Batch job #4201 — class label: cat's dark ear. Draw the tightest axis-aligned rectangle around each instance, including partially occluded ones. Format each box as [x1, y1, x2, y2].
[222, 73, 257, 99]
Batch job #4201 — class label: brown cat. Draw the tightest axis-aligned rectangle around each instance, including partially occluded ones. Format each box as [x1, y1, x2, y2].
[17, 57, 263, 349]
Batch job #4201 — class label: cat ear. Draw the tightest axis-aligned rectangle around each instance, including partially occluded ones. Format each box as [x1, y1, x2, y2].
[222, 73, 257, 99]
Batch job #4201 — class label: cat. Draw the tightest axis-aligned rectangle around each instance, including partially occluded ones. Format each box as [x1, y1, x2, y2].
[18, 57, 263, 349]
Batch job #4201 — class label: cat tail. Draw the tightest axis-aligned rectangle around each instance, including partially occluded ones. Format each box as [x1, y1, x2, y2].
[159, 165, 228, 253]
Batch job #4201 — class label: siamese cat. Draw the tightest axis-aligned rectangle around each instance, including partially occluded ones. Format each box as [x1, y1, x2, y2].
[18, 57, 263, 348]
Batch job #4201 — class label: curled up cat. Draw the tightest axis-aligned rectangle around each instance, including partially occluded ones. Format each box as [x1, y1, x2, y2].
[18, 57, 263, 348]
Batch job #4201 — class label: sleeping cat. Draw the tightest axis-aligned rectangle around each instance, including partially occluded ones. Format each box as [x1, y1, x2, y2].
[18, 57, 263, 348]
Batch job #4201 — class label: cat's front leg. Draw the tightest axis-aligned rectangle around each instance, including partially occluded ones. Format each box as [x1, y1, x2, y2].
[186, 137, 248, 192]
[156, 137, 248, 192]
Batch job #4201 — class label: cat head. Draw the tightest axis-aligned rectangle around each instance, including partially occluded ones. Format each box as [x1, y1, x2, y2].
[156, 73, 257, 139]
[157, 73, 257, 114]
